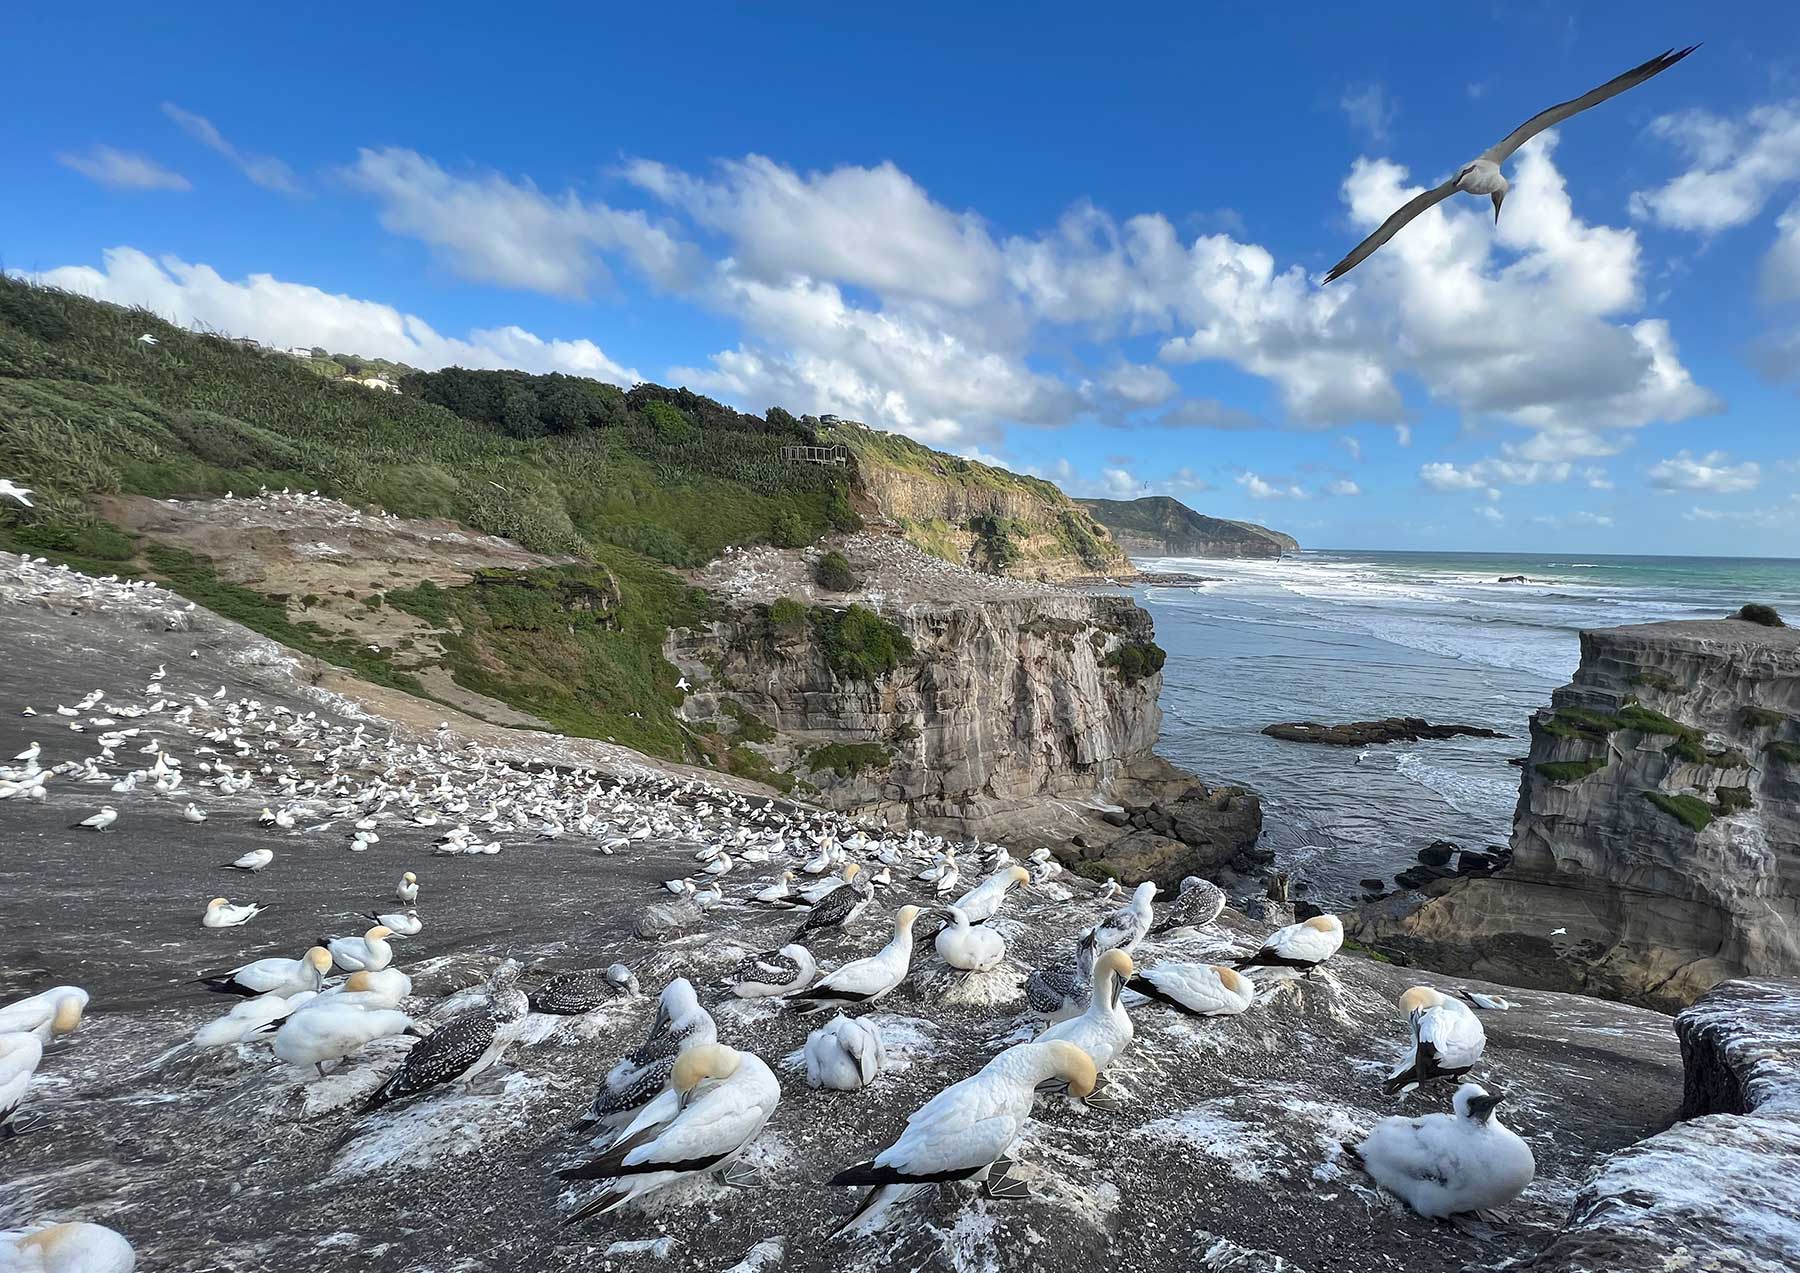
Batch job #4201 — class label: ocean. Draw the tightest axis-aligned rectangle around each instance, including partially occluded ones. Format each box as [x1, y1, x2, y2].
[1130, 550, 1800, 904]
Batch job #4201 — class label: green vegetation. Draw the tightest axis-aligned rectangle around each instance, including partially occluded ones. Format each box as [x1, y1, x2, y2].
[1768, 740, 1800, 764]
[767, 597, 809, 630]
[1714, 785, 1754, 815]
[1105, 640, 1167, 685]
[1732, 603, 1786, 627]
[814, 550, 861, 592]
[1630, 670, 1682, 693]
[1645, 792, 1714, 832]
[812, 605, 913, 681]
[1742, 706, 1788, 729]
[723, 745, 793, 793]
[895, 516, 964, 566]
[720, 699, 775, 743]
[967, 514, 1025, 573]
[1536, 757, 1608, 783]
[805, 741, 893, 778]
[1541, 701, 1743, 767]
[1077, 495, 1297, 557]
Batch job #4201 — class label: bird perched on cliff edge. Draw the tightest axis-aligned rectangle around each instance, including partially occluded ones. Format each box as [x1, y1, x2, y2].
[1347, 1082, 1535, 1218]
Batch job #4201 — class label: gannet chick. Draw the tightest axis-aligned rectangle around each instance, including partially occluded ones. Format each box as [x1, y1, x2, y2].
[1087, 881, 1157, 956]
[1349, 1083, 1535, 1218]
[192, 990, 319, 1048]
[804, 1014, 887, 1090]
[787, 906, 921, 1014]
[1128, 962, 1256, 1017]
[365, 909, 422, 936]
[1235, 913, 1344, 978]
[1384, 986, 1487, 1095]
[578, 979, 717, 1128]
[2, 1222, 137, 1272]
[202, 897, 267, 928]
[0, 987, 88, 1042]
[830, 1040, 1098, 1235]
[1, 1032, 44, 1130]
[274, 1000, 415, 1078]
[362, 962, 529, 1111]
[396, 871, 419, 904]
[324, 925, 395, 973]
[1038, 950, 1135, 1088]
[529, 964, 641, 1015]
[725, 945, 817, 999]
[949, 865, 1030, 925]
[1024, 934, 1097, 1022]
[1150, 876, 1227, 935]
[72, 805, 118, 832]
[793, 864, 871, 942]
[933, 906, 1006, 972]
[220, 848, 272, 872]
[199, 946, 332, 997]
[560, 1042, 781, 1220]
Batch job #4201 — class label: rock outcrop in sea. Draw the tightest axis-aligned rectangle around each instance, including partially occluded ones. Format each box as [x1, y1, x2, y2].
[1358, 617, 1800, 1010]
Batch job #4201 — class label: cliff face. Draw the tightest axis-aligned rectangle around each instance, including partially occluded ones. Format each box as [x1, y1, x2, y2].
[1078, 496, 1296, 559]
[1362, 618, 1800, 1010]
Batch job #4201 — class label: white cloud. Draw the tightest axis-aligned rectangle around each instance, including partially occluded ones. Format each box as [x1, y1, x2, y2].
[1339, 83, 1396, 145]
[1569, 511, 1614, 527]
[1394, 424, 1412, 448]
[1341, 436, 1362, 462]
[1764, 201, 1800, 304]
[1238, 471, 1308, 500]
[1584, 467, 1615, 491]
[1646, 449, 1762, 494]
[1420, 456, 1573, 490]
[24, 247, 639, 384]
[1326, 479, 1361, 496]
[1630, 103, 1800, 231]
[1473, 505, 1504, 524]
[55, 146, 189, 191]
[162, 103, 302, 194]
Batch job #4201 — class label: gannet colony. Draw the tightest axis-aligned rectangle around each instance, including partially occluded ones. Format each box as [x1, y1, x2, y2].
[0, 537, 1776, 1273]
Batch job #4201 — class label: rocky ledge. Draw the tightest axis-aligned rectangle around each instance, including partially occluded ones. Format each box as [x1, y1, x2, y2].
[1262, 718, 1508, 746]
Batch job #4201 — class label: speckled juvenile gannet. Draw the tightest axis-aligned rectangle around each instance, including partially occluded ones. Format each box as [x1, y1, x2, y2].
[949, 865, 1030, 925]
[529, 964, 641, 1015]
[933, 906, 1006, 972]
[1024, 934, 1097, 1022]
[1348, 1082, 1535, 1218]
[1383, 986, 1486, 1095]
[1150, 876, 1226, 935]
[1128, 962, 1256, 1017]
[192, 990, 319, 1048]
[1037, 950, 1134, 1084]
[804, 1013, 887, 1090]
[786, 906, 921, 1014]
[362, 963, 529, 1111]
[323, 925, 395, 973]
[220, 848, 272, 872]
[725, 945, 817, 999]
[1, 1032, 44, 1130]
[1, 1221, 137, 1272]
[199, 947, 332, 998]
[793, 864, 871, 942]
[1087, 881, 1157, 956]
[578, 979, 717, 1127]
[560, 1042, 781, 1220]
[1235, 913, 1343, 978]
[0, 987, 88, 1042]
[202, 897, 267, 928]
[830, 1040, 1098, 1235]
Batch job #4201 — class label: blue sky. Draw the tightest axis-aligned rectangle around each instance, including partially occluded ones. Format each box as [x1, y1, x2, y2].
[9, 4, 1800, 555]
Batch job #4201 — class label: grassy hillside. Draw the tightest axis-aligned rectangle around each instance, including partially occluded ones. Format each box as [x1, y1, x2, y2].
[1079, 496, 1297, 559]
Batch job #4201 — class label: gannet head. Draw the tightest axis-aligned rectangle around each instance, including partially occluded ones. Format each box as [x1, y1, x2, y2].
[673, 1041, 742, 1105]
[1213, 966, 1253, 998]
[1133, 881, 1158, 905]
[1041, 1040, 1097, 1099]
[305, 946, 334, 974]
[17, 1224, 80, 1257]
[403, 872, 416, 883]
[365, 926, 393, 942]
[1006, 865, 1031, 889]
[1453, 1081, 1505, 1124]
[1400, 985, 1447, 1014]
[346, 971, 375, 992]
[1098, 949, 1133, 1007]
[1303, 914, 1343, 934]
[50, 993, 85, 1037]
[895, 904, 922, 933]
[843, 863, 860, 881]
[208, 897, 228, 908]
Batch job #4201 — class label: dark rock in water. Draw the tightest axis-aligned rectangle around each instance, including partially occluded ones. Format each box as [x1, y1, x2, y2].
[1418, 841, 1457, 866]
[1261, 717, 1508, 746]
[1360, 878, 1386, 892]
[1395, 864, 1458, 890]
[1457, 850, 1502, 876]
[1294, 901, 1325, 921]
[1498, 574, 1528, 583]
[1101, 809, 1130, 828]
[1094, 787, 1264, 889]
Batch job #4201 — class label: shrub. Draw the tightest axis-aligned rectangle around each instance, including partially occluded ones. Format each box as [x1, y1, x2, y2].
[1732, 604, 1785, 627]
[805, 742, 892, 778]
[1536, 757, 1607, 783]
[770, 510, 810, 548]
[768, 597, 808, 630]
[813, 604, 912, 681]
[720, 699, 775, 743]
[814, 550, 861, 592]
[1105, 641, 1167, 685]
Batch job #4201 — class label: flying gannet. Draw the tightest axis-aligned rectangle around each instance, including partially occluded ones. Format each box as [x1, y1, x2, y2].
[1348, 1082, 1535, 1218]
[1383, 986, 1487, 1095]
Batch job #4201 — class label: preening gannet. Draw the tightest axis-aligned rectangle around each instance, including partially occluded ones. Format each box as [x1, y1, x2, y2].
[560, 1042, 781, 1220]
[324, 925, 395, 973]
[1383, 986, 1487, 1095]
[1349, 1083, 1535, 1218]
[220, 848, 272, 872]
[786, 906, 921, 1013]
[725, 945, 817, 999]
[362, 963, 528, 1111]
[1, 1221, 137, 1273]
[948, 865, 1030, 925]
[199, 946, 332, 998]
[1, 1032, 44, 1129]
[0, 987, 88, 1042]
[1037, 950, 1135, 1076]
[1235, 913, 1344, 977]
[395, 871, 419, 904]
[528, 964, 641, 1015]
[192, 990, 319, 1048]
[804, 1014, 887, 1091]
[932, 906, 1006, 972]
[202, 897, 267, 928]
[72, 805, 118, 831]
[1024, 934, 1097, 1022]
[274, 1001, 415, 1078]
[1128, 962, 1256, 1017]
[578, 979, 717, 1127]
[1087, 881, 1157, 956]
[829, 1040, 1097, 1235]
[1150, 876, 1226, 934]
[365, 909, 422, 936]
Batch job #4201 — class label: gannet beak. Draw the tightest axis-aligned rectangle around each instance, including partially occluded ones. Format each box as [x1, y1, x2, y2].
[1491, 191, 1504, 224]
[1467, 1091, 1505, 1122]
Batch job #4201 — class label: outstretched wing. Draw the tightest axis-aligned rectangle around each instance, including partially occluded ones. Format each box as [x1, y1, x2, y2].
[1323, 179, 1459, 284]
[1481, 46, 1699, 165]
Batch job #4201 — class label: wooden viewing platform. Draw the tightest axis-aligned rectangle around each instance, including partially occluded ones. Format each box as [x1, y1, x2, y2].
[781, 444, 849, 465]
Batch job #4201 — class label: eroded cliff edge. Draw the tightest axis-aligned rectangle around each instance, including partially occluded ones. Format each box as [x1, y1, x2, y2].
[1358, 617, 1800, 1011]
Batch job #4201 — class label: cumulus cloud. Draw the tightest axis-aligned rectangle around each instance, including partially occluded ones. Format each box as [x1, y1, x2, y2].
[1339, 83, 1396, 145]
[1326, 478, 1361, 496]
[1473, 505, 1504, 524]
[1570, 511, 1614, 527]
[56, 146, 189, 191]
[1646, 449, 1762, 493]
[1764, 201, 1800, 304]
[1238, 471, 1308, 500]
[1419, 456, 1574, 490]
[24, 247, 639, 384]
[1630, 103, 1800, 231]
[162, 103, 302, 194]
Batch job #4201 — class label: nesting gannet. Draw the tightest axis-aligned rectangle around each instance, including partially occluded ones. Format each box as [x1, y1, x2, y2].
[334, 968, 412, 1007]
[365, 909, 422, 936]
[1037, 950, 1135, 1088]
[1150, 876, 1227, 935]
[1384, 986, 1487, 1095]
[220, 848, 271, 872]
[192, 990, 319, 1048]
[274, 1001, 415, 1079]
[1087, 881, 1157, 956]
[0, 987, 88, 1042]
[933, 906, 1006, 972]
[949, 865, 1030, 925]
[804, 1013, 887, 1090]
[1128, 962, 1256, 1017]
[1, 1222, 137, 1273]
[1235, 913, 1344, 978]
[725, 945, 818, 999]
[793, 864, 871, 941]
[72, 805, 118, 831]
[578, 979, 717, 1127]
[786, 906, 921, 1014]
[753, 870, 797, 906]
[395, 871, 419, 904]
[830, 1040, 1098, 1235]
[529, 964, 641, 1015]
[560, 1042, 781, 1220]
[1348, 1083, 1535, 1218]
[323, 925, 395, 973]
[1, 1032, 44, 1129]
[202, 897, 267, 928]
[362, 962, 529, 1111]
[199, 946, 332, 997]
[1024, 934, 1097, 1022]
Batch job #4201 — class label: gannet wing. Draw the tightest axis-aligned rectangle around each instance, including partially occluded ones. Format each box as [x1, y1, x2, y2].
[1480, 46, 1698, 165]
[1323, 179, 1459, 283]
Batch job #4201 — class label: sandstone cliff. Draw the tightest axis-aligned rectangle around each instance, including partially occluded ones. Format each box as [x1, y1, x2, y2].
[1078, 495, 1297, 559]
[1359, 617, 1800, 1010]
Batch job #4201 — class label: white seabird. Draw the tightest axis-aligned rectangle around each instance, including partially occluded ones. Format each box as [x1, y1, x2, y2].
[1024, 934, 1098, 1022]
[725, 945, 818, 999]
[323, 925, 395, 973]
[786, 906, 922, 1014]
[804, 1013, 887, 1091]
[1235, 913, 1344, 978]
[202, 897, 267, 928]
[1037, 950, 1135, 1089]
[1349, 1082, 1535, 1218]
[199, 947, 333, 998]
[578, 979, 717, 1128]
[0, 986, 88, 1043]
[273, 1000, 415, 1079]
[948, 865, 1030, 925]
[192, 990, 319, 1048]
[792, 864, 872, 941]
[1128, 962, 1257, 1017]
[1324, 46, 1698, 283]
[220, 848, 271, 872]
[1149, 875, 1227, 934]
[1, 1032, 44, 1130]
[395, 871, 419, 904]
[829, 1039, 1097, 1235]
[1087, 881, 1157, 956]
[365, 908, 422, 936]
[0, 479, 35, 508]
[932, 906, 1006, 972]
[72, 805, 118, 832]
[1383, 986, 1487, 1095]
[0, 1222, 136, 1273]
